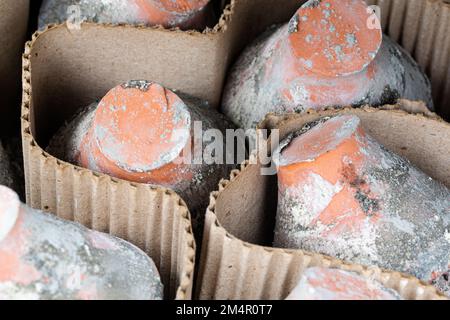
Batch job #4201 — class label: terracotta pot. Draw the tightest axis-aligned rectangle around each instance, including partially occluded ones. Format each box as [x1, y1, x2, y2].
[222, 0, 433, 129]
[0, 185, 163, 300]
[273, 114, 450, 296]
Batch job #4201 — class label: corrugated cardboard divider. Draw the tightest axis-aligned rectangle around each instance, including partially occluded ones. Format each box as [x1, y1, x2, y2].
[364, 0, 450, 119]
[21, 40, 196, 300]
[197, 105, 450, 300]
[0, 0, 29, 134]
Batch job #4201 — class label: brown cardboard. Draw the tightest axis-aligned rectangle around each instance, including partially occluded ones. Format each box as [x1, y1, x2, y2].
[197, 105, 450, 300]
[0, 0, 29, 134]
[365, 0, 450, 119]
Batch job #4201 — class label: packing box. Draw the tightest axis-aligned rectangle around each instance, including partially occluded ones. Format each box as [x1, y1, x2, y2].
[21, 0, 450, 300]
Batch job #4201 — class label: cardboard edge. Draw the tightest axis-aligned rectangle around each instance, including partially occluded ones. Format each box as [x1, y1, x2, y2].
[197, 106, 449, 300]
[21, 40, 196, 301]
[258, 102, 448, 132]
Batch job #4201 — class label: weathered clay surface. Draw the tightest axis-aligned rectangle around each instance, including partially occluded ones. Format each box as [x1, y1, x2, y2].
[0, 142, 15, 190]
[0, 186, 163, 300]
[39, 0, 211, 30]
[47, 81, 234, 235]
[286, 267, 402, 300]
[273, 115, 450, 296]
[222, 0, 433, 129]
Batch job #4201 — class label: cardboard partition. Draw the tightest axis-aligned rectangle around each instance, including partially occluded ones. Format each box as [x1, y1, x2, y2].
[197, 105, 450, 300]
[364, 0, 450, 119]
[196, 0, 450, 300]
[0, 0, 29, 135]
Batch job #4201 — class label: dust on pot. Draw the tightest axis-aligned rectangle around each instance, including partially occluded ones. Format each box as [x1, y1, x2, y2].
[222, 0, 433, 129]
[0, 185, 163, 300]
[286, 266, 402, 300]
[47, 80, 234, 237]
[273, 114, 450, 296]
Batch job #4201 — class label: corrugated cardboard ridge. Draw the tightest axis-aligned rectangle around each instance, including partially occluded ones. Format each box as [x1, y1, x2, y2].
[366, 0, 450, 118]
[21, 41, 196, 300]
[197, 106, 449, 300]
[260, 101, 448, 130]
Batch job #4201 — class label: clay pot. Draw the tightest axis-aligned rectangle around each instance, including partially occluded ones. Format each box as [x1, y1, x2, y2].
[0, 185, 163, 300]
[39, 0, 212, 30]
[222, 0, 433, 129]
[273, 114, 450, 296]
[47, 80, 233, 234]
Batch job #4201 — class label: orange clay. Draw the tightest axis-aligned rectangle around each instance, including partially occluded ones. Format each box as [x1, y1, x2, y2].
[287, 267, 400, 300]
[279, 0, 382, 107]
[288, 0, 382, 77]
[277, 115, 382, 236]
[133, 0, 209, 28]
[278, 116, 366, 187]
[0, 190, 41, 285]
[0, 220, 42, 286]
[0, 186, 163, 300]
[282, 62, 378, 106]
[79, 82, 194, 186]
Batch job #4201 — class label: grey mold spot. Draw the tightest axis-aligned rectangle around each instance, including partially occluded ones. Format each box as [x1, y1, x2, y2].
[288, 14, 300, 34]
[122, 80, 153, 91]
[379, 85, 401, 105]
[345, 33, 357, 48]
[0, 142, 15, 190]
[354, 190, 381, 216]
[304, 0, 323, 9]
